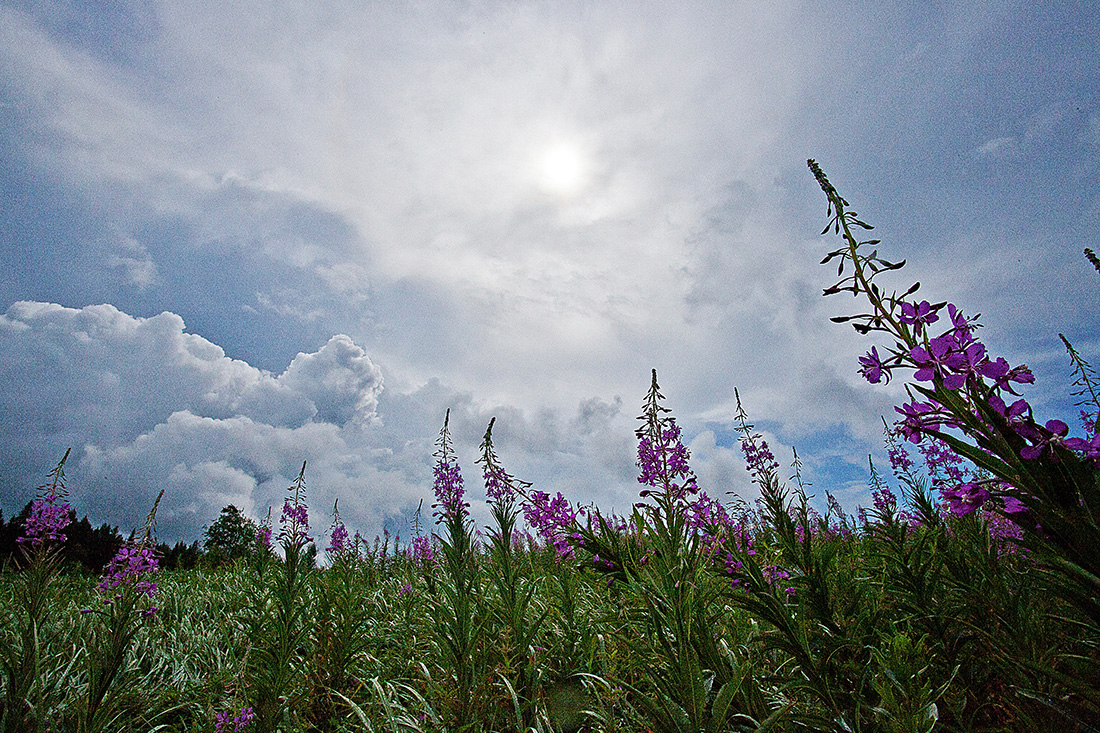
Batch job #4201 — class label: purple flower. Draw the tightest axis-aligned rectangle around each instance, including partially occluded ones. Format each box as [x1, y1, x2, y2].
[278, 499, 312, 546]
[858, 346, 891, 384]
[886, 438, 914, 476]
[685, 491, 729, 533]
[327, 522, 350, 557]
[215, 706, 255, 733]
[899, 300, 940, 335]
[484, 467, 511, 503]
[1018, 419, 1069, 460]
[910, 335, 967, 390]
[872, 485, 897, 515]
[1065, 432, 1100, 462]
[256, 524, 273, 551]
[522, 490, 583, 561]
[432, 460, 469, 525]
[411, 535, 437, 571]
[1080, 409, 1098, 437]
[1001, 494, 1030, 515]
[18, 497, 72, 551]
[945, 304, 974, 339]
[984, 359, 1035, 395]
[636, 418, 699, 504]
[94, 543, 161, 615]
[740, 434, 779, 481]
[941, 481, 990, 516]
[430, 411, 470, 526]
[988, 394, 1030, 425]
[895, 401, 938, 443]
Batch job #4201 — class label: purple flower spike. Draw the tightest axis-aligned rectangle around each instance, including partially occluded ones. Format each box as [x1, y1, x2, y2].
[431, 410, 470, 526]
[327, 522, 349, 557]
[278, 499, 312, 546]
[411, 535, 437, 571]
[522, 490, 583, 561]
[96, 542, 161, 613]
[18, 498, 72, 551]
[740, 434, 779, 480]
[637, 418, 699, 503]
[432, 460, 469, 525]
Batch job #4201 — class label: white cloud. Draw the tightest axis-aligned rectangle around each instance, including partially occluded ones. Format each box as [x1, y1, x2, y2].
[107, 235, 158, 289]
[976, 136, 1021, 159]
[279, 335, 383, 426]
[0, 301, 671, 544]
[0, 302, 402, 540]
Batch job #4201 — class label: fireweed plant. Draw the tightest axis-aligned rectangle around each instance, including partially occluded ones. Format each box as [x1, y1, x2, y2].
[809, 159, 1100, 717]
[477, 417, 549, 730]
[529, 370, 777, 733]
[0, 449, 73, 733]
[77, 489, 165, 733]
[244, 461, 315, 733]
[429, 409, 493, 728]
[307, 499, 369, 731]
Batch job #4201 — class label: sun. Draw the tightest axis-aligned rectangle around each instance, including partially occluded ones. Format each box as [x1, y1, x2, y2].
[536, 143, 586, 196]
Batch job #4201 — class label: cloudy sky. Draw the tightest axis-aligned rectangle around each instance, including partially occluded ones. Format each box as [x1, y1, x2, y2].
[1, 1, 1097, 547]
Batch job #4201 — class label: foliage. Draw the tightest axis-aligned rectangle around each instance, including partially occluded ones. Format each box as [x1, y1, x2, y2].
[203, 505, 260, 568]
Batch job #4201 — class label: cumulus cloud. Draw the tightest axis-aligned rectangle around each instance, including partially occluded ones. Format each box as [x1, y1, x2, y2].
[280, 335, 383, 426]
[0, 302, 399, 540]
[0, 301, 670, 544]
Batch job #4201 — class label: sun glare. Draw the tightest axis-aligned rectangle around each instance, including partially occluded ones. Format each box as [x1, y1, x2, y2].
[537, 143, 586, 196]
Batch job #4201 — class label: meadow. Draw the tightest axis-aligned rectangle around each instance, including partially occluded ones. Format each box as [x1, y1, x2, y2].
[2, 162, 1097, 733]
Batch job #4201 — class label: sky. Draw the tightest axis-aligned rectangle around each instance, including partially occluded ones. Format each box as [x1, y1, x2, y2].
[1, 1, 1097, 548]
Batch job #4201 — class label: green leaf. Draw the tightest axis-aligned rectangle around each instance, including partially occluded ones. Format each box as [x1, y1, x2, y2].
[707, 672, 746, 733]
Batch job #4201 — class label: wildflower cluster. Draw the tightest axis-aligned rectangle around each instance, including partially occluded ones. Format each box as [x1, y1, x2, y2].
[410, 534, 437, 571]
[214, 706, 255, 733]
[19, 494, 72, 551]
[278, 499, 312, 546]
[326, 500, 358, 564]
[479, 419, 520, 506]
[256, 523, 272, 551]
[96, 543, 160, 612]
[717, 518, 756, 589]
[431, 410, 469, 526]
[810, 159, 1097, 528]
[733, 390, 780, 487]
[432, 459, 467, 525]
[522, 490, 583, 560]
[636, 417, 699, 503]
[18, 447, 73, 553]
[635, 370, 701, 508]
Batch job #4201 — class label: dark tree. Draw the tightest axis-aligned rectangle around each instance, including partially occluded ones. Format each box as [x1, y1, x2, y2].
[64, 516, 123, 573]
[158, 540, 203, 571]
[0, 504, 27, 566]
[203, 505, 258, 566]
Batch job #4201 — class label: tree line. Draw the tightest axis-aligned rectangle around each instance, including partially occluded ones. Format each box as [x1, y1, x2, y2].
[0, 501, 264, 573]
